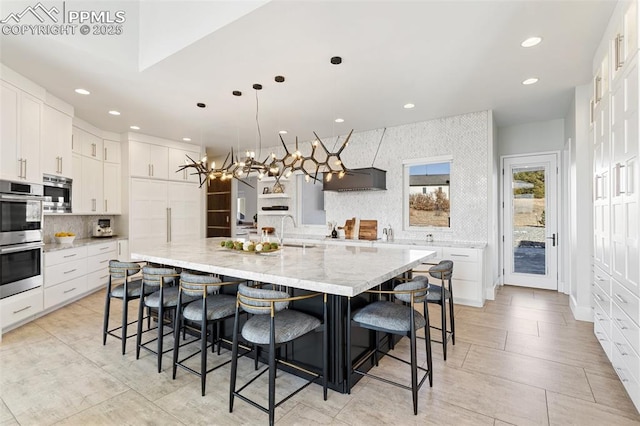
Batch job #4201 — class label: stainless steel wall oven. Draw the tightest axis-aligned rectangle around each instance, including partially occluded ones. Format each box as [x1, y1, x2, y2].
[0, 180, 45, 299]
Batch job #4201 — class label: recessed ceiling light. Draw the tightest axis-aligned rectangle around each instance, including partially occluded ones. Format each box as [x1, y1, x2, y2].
[182, 137, 191, 142]
[522, 78, 539, 85]
[521, 37, 542, 48]
[334, 118, 344, 123]
[279, 130, 288, 134]
[130, 125, 140, 130]
[75, 88, 90, 95]
[108, 110, 120, 116]
[404, 103, 415, 109]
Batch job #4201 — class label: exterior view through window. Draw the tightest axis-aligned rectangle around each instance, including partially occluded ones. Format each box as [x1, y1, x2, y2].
[408, 162, 450, 227]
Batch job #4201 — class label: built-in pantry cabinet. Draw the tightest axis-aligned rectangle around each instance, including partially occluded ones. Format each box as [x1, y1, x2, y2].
[41, 99, 73, 178]
[591, 0, 640, 411]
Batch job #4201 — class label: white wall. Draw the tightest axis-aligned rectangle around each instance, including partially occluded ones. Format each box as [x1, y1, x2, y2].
[498, 119, 566, 156]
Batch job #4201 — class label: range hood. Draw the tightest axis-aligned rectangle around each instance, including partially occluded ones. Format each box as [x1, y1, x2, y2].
[323, 167, 387, 192]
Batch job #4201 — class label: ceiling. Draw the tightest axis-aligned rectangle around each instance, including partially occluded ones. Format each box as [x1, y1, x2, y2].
[0, 0, 615, 156]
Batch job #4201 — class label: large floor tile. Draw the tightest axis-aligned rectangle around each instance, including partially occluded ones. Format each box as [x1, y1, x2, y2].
[57, 389, 183, 425]
[484, 303, 567, 325]
[279, 403, 349, 425]
[462, 345, 593, 402]
[0, 398, 16, 425]
[585, 370, 639, 414]
[453, 321, 508, 350]
[547, 391, 640, 425]
[0, 322, 51, 353]
[455, 309, 539, 336]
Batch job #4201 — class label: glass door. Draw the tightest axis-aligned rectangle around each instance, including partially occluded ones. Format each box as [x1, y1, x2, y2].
[503, 154, 558, 289]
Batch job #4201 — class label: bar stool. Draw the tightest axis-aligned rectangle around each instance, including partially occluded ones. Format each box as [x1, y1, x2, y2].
[346, 278, 432, 415]
[229, 283, 328, 426]
[172, 272, 244, 396]
[414, 260, 455, 360]
[135, 266, 180, 372]
[102, 260, 143, 355]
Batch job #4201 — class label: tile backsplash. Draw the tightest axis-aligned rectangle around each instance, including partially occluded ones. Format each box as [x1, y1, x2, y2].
[43, 215, 118, 243]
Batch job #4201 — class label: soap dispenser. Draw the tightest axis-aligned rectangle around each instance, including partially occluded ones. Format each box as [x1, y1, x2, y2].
[387, 224, 393, 241]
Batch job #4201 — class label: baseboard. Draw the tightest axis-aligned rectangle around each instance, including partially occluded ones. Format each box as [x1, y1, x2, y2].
[454, 297, 484, 308]
[570, 294, 593, 322]
[485, 277, 500, 301]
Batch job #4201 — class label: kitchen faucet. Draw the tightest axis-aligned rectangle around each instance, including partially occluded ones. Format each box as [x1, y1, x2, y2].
[279, 214, 296, 246]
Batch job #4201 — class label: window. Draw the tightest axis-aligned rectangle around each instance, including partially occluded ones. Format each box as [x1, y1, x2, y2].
[403, 156, 452, 229]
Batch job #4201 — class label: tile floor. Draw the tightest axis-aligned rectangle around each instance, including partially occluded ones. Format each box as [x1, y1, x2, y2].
[1, 285, 640, 425]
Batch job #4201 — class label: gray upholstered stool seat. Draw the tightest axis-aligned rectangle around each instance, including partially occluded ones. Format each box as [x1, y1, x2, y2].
[141, 285, 184, 307]
[103, 261, 143, 355]
[241, 309, 321, 345]
[183, 294, 236, 322]
[110, 278, 145, 298]
[425, 285, 451, 302]
[353, 301, 426, 332]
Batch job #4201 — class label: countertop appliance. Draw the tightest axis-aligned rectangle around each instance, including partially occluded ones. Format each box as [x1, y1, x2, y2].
[0, 180, 45, 299]
[93, 219, 113, 237]
[43, 174, 72, 214]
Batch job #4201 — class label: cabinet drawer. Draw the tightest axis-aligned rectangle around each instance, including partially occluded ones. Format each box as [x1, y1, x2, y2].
[612, 278, 639, 327]
[1, 287, 43, 330]
[612, 339, 640, 405]
[451, 278, 482, 307]
[44, 258, 87, 287]
[593, 301, 612, 337]
[593, 267, 611, 294]
[612, 322, 640, 383]
[87, 242, 116, 257]
[44, 276, 87, 309]
[45, 246, 87, 267]
[613, 301, 640, 355]
[86, 269, 111, 292]
[592, 281, 611, 317]
[595, 319, 612, 360]
[87, 251, 113, 273]
[442, 247, 479, 262]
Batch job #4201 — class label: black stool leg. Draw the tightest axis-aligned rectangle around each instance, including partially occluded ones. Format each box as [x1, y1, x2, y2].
[200, 299, 207, 396]
[424, 301, 433, 387]
[121, 294, 129, 355]
[410, 309, 418, 415]
[449, 286, 455, 345]
[229, 307, 240, 413]
[172, 296, 182, 380]
[102, 287, 111, 345]
[157, 299, 164, 373]
[268, 317, 276, 426]
[441, 300, 447, 361]
[135, 294, 144, 359]
[323, 294, 328, 401]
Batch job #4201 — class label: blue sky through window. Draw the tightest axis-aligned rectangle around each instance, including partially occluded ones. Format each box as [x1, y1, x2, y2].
[410, 162, 450, 175]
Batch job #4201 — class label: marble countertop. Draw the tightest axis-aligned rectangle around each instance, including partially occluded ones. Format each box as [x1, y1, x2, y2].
[44, 237, 124, 253]
[278, 234, 487, 249]
[131, 238, 436, 297]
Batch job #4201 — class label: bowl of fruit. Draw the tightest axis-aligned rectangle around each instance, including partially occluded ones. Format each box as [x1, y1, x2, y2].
[220, 239, 279, 254]
[54, 232, 76, 244]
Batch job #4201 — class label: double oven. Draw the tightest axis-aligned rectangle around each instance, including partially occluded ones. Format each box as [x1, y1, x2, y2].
[0, 180, 45, 299]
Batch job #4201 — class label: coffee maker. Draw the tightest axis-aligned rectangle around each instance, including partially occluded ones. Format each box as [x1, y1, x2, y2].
[93, 218, 113, 237]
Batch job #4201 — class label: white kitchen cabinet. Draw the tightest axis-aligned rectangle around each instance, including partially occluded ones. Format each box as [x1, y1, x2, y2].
[41, 104, 72, 178]
[130, 141, 168, 179]
[103, 162, 121, 214]
[44, 246, 88, 309]
[0, 287, 43, 332]
[168, 147, 200, 183]
[612, 0, 638, 84]
[86, 242, 116, 291]
[117, 239, 129, 261]
[103, 139, 121, 164]
[129, 178, 201, 253]
[81, 157, 104, 213]
[74, 127, 103, 160]
[0, 81, 42, 183]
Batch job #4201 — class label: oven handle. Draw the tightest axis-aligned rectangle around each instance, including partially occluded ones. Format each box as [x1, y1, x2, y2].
[0, 242, 44, 254]
[0, 194, 47, 201]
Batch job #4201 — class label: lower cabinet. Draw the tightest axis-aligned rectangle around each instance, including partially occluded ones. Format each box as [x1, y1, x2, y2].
[1, 287, 43, 332]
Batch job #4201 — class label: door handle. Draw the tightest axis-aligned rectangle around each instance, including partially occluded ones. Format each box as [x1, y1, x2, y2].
[546, 233, 556, 247]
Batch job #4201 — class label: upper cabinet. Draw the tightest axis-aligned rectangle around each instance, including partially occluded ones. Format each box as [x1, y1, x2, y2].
[130, 141, 169, 179]
[103, 140, 121, 164]
[612, 1, 638, 83]
[168, 147, 200, 183]
[41, 104, 72, 178]
[74, 127, 103, 160]
[0, 81, 41, 183]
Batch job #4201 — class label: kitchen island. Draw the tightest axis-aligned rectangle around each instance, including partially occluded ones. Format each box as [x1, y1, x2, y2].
[132, 237, 435, 392]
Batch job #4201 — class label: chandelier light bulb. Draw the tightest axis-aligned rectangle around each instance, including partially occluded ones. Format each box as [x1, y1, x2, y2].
[285, 170, 293, 178]
[271, 152, 276, 159]
[334, 160, 342, 166]
[338, 171, 345, 179]
[326, 173, 333, 182]
[305, 174, 310, 183]
[239, 161, 245, 167]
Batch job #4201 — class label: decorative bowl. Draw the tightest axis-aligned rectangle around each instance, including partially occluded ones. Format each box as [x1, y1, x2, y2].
[55, 236, 76, 244]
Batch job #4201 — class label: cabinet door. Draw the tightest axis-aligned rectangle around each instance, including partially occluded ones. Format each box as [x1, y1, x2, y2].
[0, 81, 19, 180]
[72, 153, 82, 213]
[168, 181, 201, 242]
[19, 91, 42, 183]
[117, 239, 129, 261]
[168, 148, 200, 182]
[42, 105, 72, 177]
[71, 126, 83, 154]
[103, 162, 121, 214]
[149, 144, 168, 179]
[103, 140, 121, 164]
[81, 157, 103, 213]
[129, 141, 150, 177]
[130, 178, 167, 253]
[81, 130, 103, 160]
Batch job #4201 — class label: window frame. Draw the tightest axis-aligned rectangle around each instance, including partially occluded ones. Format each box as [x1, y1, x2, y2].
[403, 155, 453, 232]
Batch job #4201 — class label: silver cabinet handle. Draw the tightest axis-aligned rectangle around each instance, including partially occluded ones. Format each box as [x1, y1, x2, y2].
[167, 208, 172, 242]
[615, 367, 630, 382]
[104, 147, 107, 161]
[449, 253, 469, 258]
[105, 199, 108, 212]
[63, 253, 77, 258]
[23, 158, 27, 178]
[594, 293, 604, 302]
[614, 293, 627, 304]
[615, 317, 628, 330]
[118, 243, 121, 256]
[148, 164, 151, 176]
[100, 259, 109, 264]
[60, 156, 63, 173]
[13, 305, 32, 314]
[100, 246, 109, 251]
[151, 164, 154, 176]
[63, 287, 77, 294]
[614, 342, 628, 356]
[615, 34, 625, 71]
[63, 269, 77, 274]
